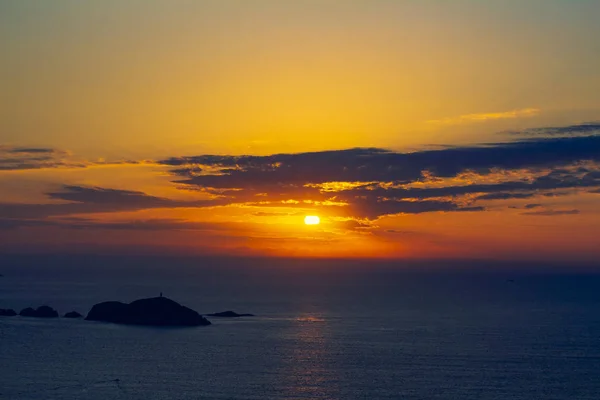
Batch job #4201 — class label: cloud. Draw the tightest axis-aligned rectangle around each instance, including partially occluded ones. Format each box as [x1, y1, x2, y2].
[476, 192, 537, 200]
[0, 218, 55, 230]
[156, 130, 600, 220]
[345, 220, 373, 229]
[306, 167, 597, 204]
[3, 123, 599, 225]
[0, 146, 83, 170]
[521, 209, 580, 217]
[0, 185, 224, 219]
[346, 198, 484, 220]
[0, 146, 75, 171]
[47, 186, 181, 207]
[524, 204, 542, 209]
[7, 147, 57, 154]
[0, 217, 252, 234]
[0, 145, 146, 171]
[383, 229, 440, 238]
[427, 108, 540, 125]
[506, 123, 600, 137]
[164, 135, 600, 187]
[252, 211, 303, 217]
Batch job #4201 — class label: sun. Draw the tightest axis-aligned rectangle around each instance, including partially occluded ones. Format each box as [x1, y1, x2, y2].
[304, 215, 320, 225]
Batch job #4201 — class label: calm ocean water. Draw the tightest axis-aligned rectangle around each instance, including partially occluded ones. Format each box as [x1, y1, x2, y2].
[1, 255, 600, 399]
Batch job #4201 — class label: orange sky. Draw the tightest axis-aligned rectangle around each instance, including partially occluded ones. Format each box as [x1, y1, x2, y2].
[1, 1, 599, 262]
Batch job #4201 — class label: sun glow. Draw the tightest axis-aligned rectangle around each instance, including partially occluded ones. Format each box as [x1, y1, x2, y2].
[304, 215, 320, 225]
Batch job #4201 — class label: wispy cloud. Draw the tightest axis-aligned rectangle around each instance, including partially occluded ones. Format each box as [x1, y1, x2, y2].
[521, 209, 580, 217]
[252, 211, 303, 217]
[0, 145, 147, 171]
[476, 192, 537, 201]
[0, 146, 75, 170]
[427, 108, 540, 125]
[505, 122, 600, 137]
[0, 217, 253, 234]
[7, 147, 57, 154]
[0, 186, 225, 219]
[524, 204, 542, 209]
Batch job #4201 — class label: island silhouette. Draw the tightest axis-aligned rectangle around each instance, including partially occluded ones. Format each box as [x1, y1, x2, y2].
[19, 306, 59, 318]
[0, 296, 258, 327]
[206, 311, 255, 318]
[64, 311, 83, 318]
[0, 308, 17, 317]
[86, 296, 211, 326]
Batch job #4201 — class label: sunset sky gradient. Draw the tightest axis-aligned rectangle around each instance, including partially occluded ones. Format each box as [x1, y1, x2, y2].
[1, 1, 599, 261]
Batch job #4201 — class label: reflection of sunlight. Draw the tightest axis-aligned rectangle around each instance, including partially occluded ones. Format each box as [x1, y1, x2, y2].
[295, 315, 325, 323]
[281, 313, 340, 399]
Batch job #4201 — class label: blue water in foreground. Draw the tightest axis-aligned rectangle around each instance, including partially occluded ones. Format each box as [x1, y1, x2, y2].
[1, 255, 600, 399]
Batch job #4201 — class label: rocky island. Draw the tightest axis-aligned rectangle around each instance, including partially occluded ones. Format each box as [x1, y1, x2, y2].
[19, 306, 59, 318]
[85, 296, 211, 327]
[206, 311, 255, 317]
[0, 308, 17, 317]
[64, 311, 83, 318]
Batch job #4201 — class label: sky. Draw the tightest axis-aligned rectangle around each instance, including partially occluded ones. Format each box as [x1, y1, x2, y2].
[1, 1, 599, 262]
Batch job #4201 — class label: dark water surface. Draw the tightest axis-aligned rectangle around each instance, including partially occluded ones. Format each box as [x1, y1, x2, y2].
[1, 255, 600, 399]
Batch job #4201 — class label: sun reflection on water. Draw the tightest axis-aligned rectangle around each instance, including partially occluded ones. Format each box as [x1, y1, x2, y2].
[280, 313, 341, 399]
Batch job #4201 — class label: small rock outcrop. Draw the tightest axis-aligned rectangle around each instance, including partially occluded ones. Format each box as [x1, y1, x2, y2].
[64, 311, 83, 318]
[19, 307, 36, 317]
[0, 308, 17, 317]
[206, 311, 255, 318]
[85, 297, 211, 327]
[19, 306, 59, 318]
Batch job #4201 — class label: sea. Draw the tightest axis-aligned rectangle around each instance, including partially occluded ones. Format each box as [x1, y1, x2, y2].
[1, 254, 600, 400]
